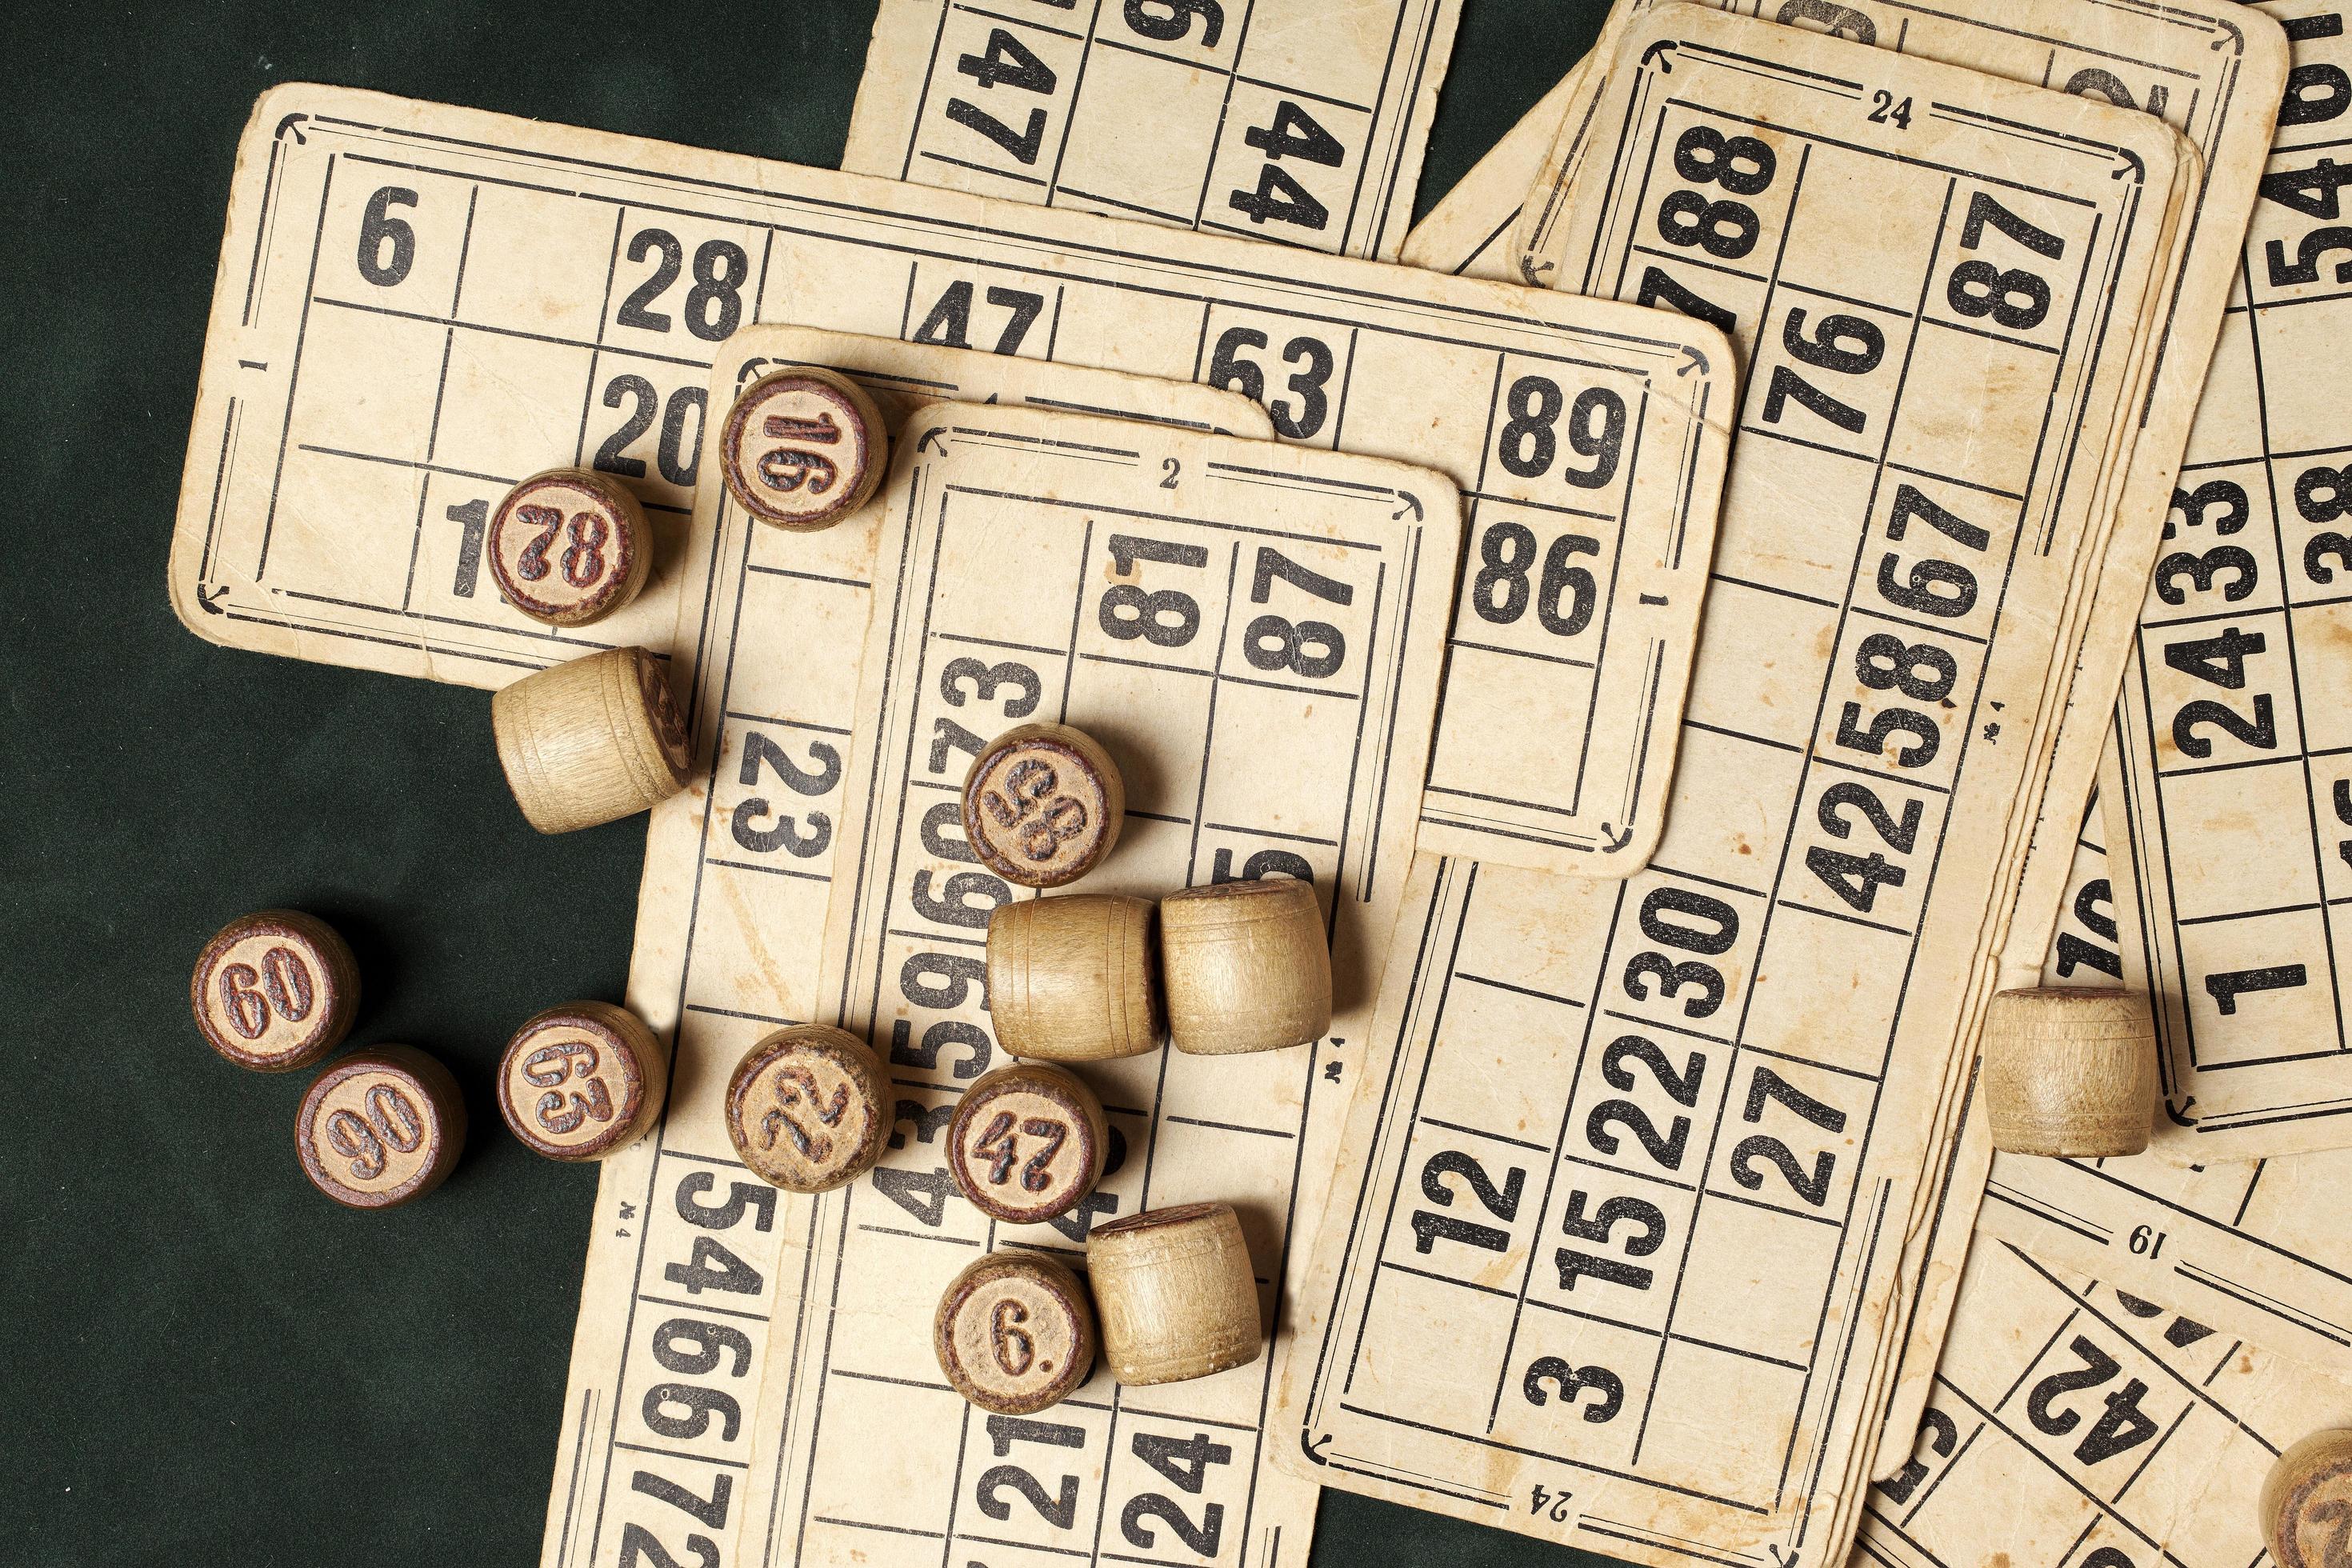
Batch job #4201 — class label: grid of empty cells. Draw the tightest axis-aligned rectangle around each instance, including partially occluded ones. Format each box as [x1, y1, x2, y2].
[1353, 101, 2123, 1512]
[791, 450, 1418, 1567]
[215, 145, 764, 673]
[889, 0, 1449, 254]
[2122, 67, 2352, 1124]
[1418, 350, 1662, 854]
[1864, 1246, 2266, 1568]
[204, 118, 1696, 763]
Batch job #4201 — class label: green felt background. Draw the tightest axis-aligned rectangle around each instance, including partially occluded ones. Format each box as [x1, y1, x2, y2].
[0, 3, 1620, 1562]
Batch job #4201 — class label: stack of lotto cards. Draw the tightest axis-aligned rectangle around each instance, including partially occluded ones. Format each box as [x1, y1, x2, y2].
[1275, 4, 2295, 1565]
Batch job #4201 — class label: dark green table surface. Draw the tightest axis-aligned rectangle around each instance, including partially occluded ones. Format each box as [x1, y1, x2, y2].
[0, 5, 1627, 1562]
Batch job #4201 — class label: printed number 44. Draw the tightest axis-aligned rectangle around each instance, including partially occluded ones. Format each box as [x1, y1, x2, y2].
[1229, 102, 1346, 233]
[1529, 1482, 1576, 1523]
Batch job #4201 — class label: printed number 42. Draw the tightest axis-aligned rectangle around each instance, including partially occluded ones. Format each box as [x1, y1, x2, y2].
[1529, 1482, 1576, 1522]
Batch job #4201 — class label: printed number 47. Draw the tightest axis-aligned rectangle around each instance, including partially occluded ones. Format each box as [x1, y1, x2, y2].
[1529, 1482, 1575, 1522]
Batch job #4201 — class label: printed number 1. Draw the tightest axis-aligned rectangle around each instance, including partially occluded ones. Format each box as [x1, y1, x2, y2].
[448, 499, 488, 598]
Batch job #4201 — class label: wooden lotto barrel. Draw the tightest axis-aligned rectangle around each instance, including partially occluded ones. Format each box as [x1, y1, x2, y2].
[934, 1252, 1097, 1414]
[492, 646, 694, 834]
[1158, 880, 1330, 1056]
[496, 1002, 669, 1162]
[986, 894, 1162, 1062]
[723, 1024, 890, 1193]
[295, 1046, 466, 1210]
[190, 909, 359, 1072]
[1980, 986, 2156, 1158]
[961, 722, 1124, 888]
[1087, 1202, 1261, 1386]
[717, 365, 890, 530]
[2261, 1429, 2352, 1568]
[486, 467, 650, 627]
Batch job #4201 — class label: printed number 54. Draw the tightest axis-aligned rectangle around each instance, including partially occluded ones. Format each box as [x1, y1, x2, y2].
[1529, 1482, 1575, 1522]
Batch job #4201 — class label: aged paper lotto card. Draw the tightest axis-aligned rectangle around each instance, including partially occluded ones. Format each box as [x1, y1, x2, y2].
[1516, 0, 2283, 298]
[1980, 747, 2352, 1385]
[2097, 0, 2352, 1163]
[842, 0, 1462, 261]
[1398, 61, 1586, 282]
[170, 84, 1731, 878]
[541, 342, 1266, 1568]
[1517, 0, 2286, 1006]
[1859, 1239, 2352, 1568]
[711, 404, 1460, 1568]
[1274, 15, 2191, 1563]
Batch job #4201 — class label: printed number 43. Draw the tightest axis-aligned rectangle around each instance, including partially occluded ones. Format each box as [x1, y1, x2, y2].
[1529, 1482, 1576, 1522]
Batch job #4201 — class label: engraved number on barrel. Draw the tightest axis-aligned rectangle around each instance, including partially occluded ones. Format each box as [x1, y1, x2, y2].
[762, 1064, 850, 1161]
[990, 1296, 1037, 1377]
[982, 758, 1090, 861]
[514, 505, 610, 587]
[218, 946, 316, 1039]
[523, 1039, 615, 1135]
[325, 1084, 425, 1180]
[757, 410, 842, 496]
[973, 1114, 1070, 1192]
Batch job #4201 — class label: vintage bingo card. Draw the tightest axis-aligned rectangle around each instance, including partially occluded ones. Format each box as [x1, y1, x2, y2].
[170, 85, 1732, 877]
[1517, 0, 2282, 296]
[1859, 1239, 2352, 1568]
[1274, 15, 2190, 1562]
[1398, 61, 1586, 282]
[1984, 754, 2352, 1383]
[1518, 0, 2286, 1010]
[1543, 2, 2246, 1495]
[718, 404, 1458, 1568]
[842, 0, 1462, 261]
[541, 349, 1264, 1568]
[2103, 0, 2352, 1162]
[1985, 1138, 2352, 1386]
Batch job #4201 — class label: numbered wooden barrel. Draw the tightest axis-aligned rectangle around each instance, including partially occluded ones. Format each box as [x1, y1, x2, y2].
[2262, 1429, 2352, 1568]
[1088, 1202, 1262, 1386]
[961, 722, 1124, 887]
[718, 365, 889, 530]
[486, 467, 650, 627]
[934, 1253, 1097, 1414]
[987, 894, 1162, 1062]
[493, 646, 694, 834]
[946, 1062, 1109, 1223]
[724, 1024, 890, 1192]
[496, 1002, 669, 1162]
[1158, 880, 1330, 1055]
[1981, 986, 2156, 1157]
[190, 909, 359, 1072]
[295, 1046, 466, 1210]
